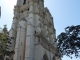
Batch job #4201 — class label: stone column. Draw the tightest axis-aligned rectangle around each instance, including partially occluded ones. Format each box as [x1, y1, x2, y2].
[13, 24, 21, 60]
[24, 24, 31, 60]
[13, 20, 27, 60]
[25, 1, 35, 60]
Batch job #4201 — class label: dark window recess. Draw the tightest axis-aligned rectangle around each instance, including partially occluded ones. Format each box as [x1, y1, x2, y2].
[21, 11, 23, 13]
[27, 8, 29, 11]
[35, 31, 36, 34]
[43, 54, 48, 60]
[28, 1, 29, 3]
[39, 38, 40, 42]
[23, 0, 26, 5]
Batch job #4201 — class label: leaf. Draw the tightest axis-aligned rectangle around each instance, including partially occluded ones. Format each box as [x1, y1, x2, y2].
[57, 25, 80, 58]
[0, 26, 14, 58]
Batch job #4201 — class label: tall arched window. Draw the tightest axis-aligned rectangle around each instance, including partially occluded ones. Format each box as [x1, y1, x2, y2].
[43, 54, 48, 60]
[23, 0, 26, 5]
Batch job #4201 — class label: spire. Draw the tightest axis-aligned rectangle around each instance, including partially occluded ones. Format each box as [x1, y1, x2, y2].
[3, 25, 7, 31]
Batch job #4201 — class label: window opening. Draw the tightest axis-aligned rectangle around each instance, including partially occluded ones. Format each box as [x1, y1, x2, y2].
[27, 8, 29, 11]
[23, 0, 26, 5]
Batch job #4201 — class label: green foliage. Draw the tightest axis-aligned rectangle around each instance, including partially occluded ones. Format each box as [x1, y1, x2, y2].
[57, 25, 80, 58]
[0, 26, 14, 59]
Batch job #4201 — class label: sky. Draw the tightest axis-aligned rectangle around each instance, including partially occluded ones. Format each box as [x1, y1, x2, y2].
[0, 0, 80, 60]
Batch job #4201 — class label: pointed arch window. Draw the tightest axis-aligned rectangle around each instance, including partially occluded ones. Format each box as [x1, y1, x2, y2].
[23, 0, 26, 5]
[43, 54, 48, 60]
[52, 57, 55, 60]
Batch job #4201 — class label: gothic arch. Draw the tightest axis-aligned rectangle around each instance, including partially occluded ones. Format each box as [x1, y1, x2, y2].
[52, 56, 56, 60]
[43, 54, 48, 60]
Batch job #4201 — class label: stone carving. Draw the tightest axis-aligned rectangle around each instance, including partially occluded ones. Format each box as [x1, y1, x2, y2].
[9, 0, 61, 60]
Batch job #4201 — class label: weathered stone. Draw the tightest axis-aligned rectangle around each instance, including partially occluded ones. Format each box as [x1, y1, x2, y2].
[9, 0, 61, 60]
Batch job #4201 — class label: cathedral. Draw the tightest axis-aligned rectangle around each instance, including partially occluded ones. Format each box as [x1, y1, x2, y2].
[9, 0, 61, 60]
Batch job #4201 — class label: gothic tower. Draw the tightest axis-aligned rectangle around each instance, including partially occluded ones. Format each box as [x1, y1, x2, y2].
[9, 0, 61, 60]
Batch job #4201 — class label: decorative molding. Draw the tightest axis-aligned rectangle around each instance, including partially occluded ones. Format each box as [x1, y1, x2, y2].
[19, 5, 29, 12]
[35, 33, 58, 54]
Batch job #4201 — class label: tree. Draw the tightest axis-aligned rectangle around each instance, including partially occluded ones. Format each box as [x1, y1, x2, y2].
[0, 25, 14, 60]
[57, 25, 80, 58]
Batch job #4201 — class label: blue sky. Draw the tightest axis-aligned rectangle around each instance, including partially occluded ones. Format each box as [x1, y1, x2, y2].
[0, 0, 80, 60]
[44, 0, 80, 35]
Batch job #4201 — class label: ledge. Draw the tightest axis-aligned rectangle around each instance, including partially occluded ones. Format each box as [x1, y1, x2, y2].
[35, 32, 58, 54]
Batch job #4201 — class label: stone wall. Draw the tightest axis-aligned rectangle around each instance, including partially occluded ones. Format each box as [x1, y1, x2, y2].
[9, 0, 61, 60]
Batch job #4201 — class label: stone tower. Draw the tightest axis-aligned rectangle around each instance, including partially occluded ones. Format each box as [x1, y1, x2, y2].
[9, 0, 61, 60]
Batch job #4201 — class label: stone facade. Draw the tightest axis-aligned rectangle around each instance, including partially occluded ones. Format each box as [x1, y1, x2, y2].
[9, 0, 61, 60]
